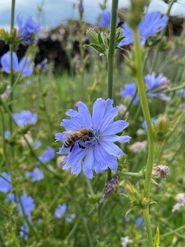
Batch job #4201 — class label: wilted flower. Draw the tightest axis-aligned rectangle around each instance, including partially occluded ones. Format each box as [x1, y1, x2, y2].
[120, 83, 139, 105]
[121, 236, 133, 247]
[152, 165, 169, 178]
[17, 14, 40, 45]
[55, 203, 67, 219]
[142, 117, 157, 131]
[1, 52, 34, 77]
[57, 156, 66, 169]
[13, 111, 37, 127]
[26, 168, 44, 182]
[172, 193, 185, 212]
[56, 98, 130, 179]
[98, 11, 119, 28]
[0, 172, 11, 193]
[39, 147, 55, 164]
[119, 11, 168, 46]
[129, 141, 147, 153]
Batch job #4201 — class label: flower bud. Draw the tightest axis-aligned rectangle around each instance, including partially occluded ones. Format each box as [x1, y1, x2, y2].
[155, 115, 169, 135]
[100, 176, 119, 203]
[127, 0, 148, 29]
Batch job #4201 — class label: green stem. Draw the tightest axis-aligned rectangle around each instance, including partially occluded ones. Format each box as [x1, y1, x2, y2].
[0, 107, 7, 165]
[107, 0, 119, 180]
[133, 30, 155, 247]
[120, 171, 143, 178]
[9, 0, 16, 132]
[107, 0, 118, 99]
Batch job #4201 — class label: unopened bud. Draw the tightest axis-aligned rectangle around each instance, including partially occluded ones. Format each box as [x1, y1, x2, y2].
[100, 176, 119, 203]
[155, 115, 169, 134]
[152, 165, 169, 178]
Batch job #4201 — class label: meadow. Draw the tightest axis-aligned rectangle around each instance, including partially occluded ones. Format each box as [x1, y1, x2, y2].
[0, 0, 185, 246]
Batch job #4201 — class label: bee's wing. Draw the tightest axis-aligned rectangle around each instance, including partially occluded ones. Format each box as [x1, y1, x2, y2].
[63, 131, 75, 137]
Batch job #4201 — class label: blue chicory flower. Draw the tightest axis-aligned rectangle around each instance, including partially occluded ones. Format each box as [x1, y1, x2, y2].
[33, 140, 42, 150]
[39, 147, 55, 164]
[17, 194, 35, 222]
[4, 130, 11, 139]
[20, 224, 28, 239]
[55, 203, 67, 219]
[0, 172, 12, 193]
[1, 51, 34, 77]
[98, 11, 119, 28]
[145, 73, 170, 101]
[17, 14, 40, 45]
[56, 98, 130, 179]
[119, 11, 168, 46]
[120, 83, 139, 105]
[135, 217, 144, 227]
[13, 111, 37, 127]
[142, 117, 157, 131]
[26, 168, 44, 182]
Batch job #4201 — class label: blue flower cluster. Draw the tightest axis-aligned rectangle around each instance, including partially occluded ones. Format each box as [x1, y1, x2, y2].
[13, 111, 37, 127]
[17, 15, 40, 45]
[119, 12, 168, 46]
[1, 51, 34, 77]
[56, 98, 130, 179]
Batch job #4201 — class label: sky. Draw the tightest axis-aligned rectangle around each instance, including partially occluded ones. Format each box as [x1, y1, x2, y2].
[0, 0, 185, 28]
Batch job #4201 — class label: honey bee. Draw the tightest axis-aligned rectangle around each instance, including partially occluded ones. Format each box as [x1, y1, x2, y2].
[64, 128, 94, 152]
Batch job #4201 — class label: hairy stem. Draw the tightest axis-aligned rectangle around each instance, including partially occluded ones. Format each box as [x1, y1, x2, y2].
[133, 30, 155, 247]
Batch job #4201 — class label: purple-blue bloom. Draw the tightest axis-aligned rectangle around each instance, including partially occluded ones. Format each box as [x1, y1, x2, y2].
[4, 130, 11, 139]
[119, 11, 168, 46]
[98, 11, 119, 28]
[1, 52, 34, 77]
[33, 140, 42, 150]
[145, 73, 170, 101]
[39, 147, 55, 164]
[120, 83, 139, 105]
[135, 217, 144, 227]
[0, 172, 11, 193]
[13, 111, 37, 127]
[56, 98, 130, 179]
[26, 168, 44, 182]
[17, 194, 35, 222]
[55, 203, 67, 219]
[17, 14, 40, 45]
[20, 224, 28, 239]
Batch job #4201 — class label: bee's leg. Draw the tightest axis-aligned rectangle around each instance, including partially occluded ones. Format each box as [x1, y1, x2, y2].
[70, 144, 74, 152]
[79, 143, 86, 149]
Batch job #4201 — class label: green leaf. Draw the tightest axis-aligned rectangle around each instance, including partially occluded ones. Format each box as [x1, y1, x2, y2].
[154, 226, 160, 247]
